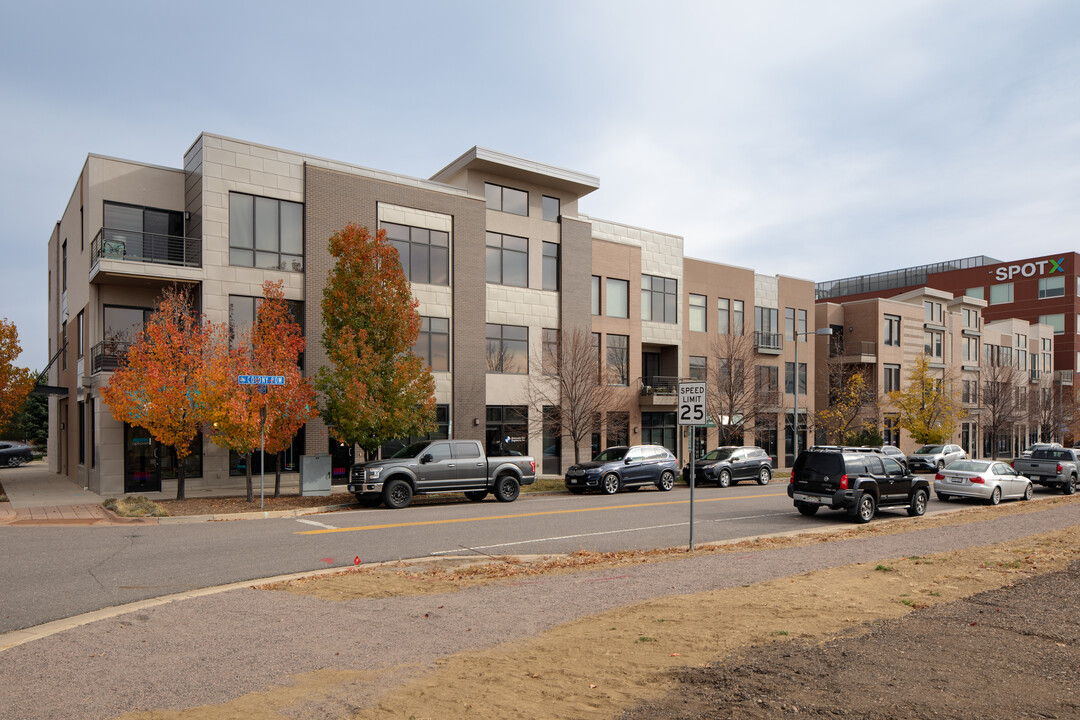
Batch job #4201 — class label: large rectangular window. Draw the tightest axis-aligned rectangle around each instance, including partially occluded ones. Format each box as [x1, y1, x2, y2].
[228, 192, 303, 272]
[381, 405, 449, 459]
[755, 306, 778, 334]
[884, 314, 901, 346]
[414, 317, 450, 372]
[784, 362, 808, 395]
[542, 242, 559, 291]
[485, 183, 529, 216]
[486, 232, 528, 287]
[689, 294, 707, 332]
[717, 298, 730, 335]
[542, 328, 559, 375]
[924, 330, 943, 358]
[542, 195, 560, 222]
[103, 201, 187, 265]
[228, 295, 305, 348]
[966, 286, 985, 300]
[486, 405, 528, 456]
[963, 336, 979, 362]
[607, 334, 629, 385]
[1039, 276, 1065, 299]
[641, 275, 677, 323]
[785, 308, 795, 342]
[1039, 313, 1065, 334]
[989, 282, 1014, 305]
[606, 278, 629, 318]
[486, 324, 528, 374]
[884, 364, 901, 393]
[383, 222, 449, 286]
[641, 412, 677, 455]
[606, 411, 629, 448]
[689, 355, 707, 381]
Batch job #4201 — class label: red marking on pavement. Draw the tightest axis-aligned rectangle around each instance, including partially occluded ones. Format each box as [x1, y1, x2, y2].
[320, 558, 334, 564]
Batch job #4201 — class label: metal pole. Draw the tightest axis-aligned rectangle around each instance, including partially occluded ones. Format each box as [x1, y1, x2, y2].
[793, 332, 799, 463]
[689, 424, 695, 551]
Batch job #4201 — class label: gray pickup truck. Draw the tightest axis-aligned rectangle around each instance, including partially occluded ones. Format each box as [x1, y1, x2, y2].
[347, 439, 536, 509]
[1011, 447, 1078, 495]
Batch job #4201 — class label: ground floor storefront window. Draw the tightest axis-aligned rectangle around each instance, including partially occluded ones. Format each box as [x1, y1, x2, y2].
[641, 411, 677, 456]
[486, 405, 528, 457]
[124, 424, 202, 494]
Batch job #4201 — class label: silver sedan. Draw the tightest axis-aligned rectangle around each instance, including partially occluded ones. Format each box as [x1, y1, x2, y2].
[934, 460, 1033, 505]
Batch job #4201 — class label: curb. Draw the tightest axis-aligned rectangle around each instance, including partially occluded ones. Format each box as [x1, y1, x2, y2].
[156, 502, 358, 524]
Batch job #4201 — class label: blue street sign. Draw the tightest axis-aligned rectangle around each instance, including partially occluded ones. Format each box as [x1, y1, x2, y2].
[238, 375, 286, 386]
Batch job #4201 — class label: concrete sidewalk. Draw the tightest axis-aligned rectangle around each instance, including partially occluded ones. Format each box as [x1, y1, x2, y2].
[0, 462, 111, 525]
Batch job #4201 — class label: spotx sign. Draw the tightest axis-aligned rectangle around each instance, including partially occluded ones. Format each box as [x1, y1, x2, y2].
[993, 258, 1065, 281]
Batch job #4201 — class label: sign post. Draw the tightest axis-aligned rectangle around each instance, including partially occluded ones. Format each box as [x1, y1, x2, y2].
[238, 375, 285, 510]
[678, 381, 707, 551]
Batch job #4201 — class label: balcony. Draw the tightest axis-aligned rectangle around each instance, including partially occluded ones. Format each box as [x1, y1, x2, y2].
[753, 331, 783, 355]
[90, 341, 131, 374]
[639, 375, 678, 407]
[91, 228, 201, 270]
[830, 340, 877, 364]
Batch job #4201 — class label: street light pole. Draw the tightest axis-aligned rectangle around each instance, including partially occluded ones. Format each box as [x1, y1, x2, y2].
[793, 326, 833, 464]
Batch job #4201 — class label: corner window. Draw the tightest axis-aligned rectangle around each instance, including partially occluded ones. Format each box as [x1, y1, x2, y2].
[542, 242, 559, 291]
[485, 183, 528, 216]
[486, 324, 528, 374]
[486, 232, 528, 287]
[989, 282, 1014, 305]
[606, 278, 629, 319]
[228, 193, 303, 272]
[1039, 276, 1065, 299]
[414, 317, 450, 372]
[642, 275, 677, 323]
[383, 222, 450, 286]
[689, 294, 707, 332]
[542, 195, 560, 222]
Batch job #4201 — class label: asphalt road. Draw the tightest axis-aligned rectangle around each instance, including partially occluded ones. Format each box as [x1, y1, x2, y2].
[0, 482, 999, 633]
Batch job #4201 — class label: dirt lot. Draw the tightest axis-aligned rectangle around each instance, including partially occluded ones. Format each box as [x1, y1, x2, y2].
[107, 499, 1080, 720]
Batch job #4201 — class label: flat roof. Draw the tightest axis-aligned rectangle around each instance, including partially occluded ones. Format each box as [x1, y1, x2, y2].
[815, 256, 1000, 300]
[430, 146, 600, 198]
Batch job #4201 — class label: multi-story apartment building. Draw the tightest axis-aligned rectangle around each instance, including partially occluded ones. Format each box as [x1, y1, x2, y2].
[46, 134, 816, 497]
[815, 287, 1057, 457]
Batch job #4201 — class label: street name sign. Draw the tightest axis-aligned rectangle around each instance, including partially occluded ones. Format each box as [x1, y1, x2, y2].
[238, 375, 285, 386]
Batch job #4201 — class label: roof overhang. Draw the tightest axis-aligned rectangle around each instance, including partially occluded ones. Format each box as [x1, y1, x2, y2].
[431, 146, 599, 199]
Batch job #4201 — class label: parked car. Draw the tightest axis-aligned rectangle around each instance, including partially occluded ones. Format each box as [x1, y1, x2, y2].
[879, 445, 908, 471]
[788, 448, 931, 523]
[935, 460, 1034, 505]
[907, 444, 966, 473]
[1019, 442, 1062, 459]
[0, 442, 33, 467]
[1011, 447, 1078, 494]
[565, 445, 679, 495]
[347, 439, 536, 509]
[682, 446, 772, 487]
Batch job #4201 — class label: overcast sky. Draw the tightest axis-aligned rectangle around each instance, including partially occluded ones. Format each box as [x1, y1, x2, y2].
[1, 1, 1077, 367]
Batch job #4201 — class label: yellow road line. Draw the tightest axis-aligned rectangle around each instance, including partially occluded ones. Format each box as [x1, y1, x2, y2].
[295, 491, 788, 535]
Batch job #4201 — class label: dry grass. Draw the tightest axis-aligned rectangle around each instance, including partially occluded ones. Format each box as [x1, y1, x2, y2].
[104, 495, 169, 517]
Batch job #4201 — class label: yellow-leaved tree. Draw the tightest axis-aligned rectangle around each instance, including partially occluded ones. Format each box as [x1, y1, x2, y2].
[888, 354, 965, 445]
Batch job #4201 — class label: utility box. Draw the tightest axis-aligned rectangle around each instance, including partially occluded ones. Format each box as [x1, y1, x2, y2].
[300, 454, 332, 496]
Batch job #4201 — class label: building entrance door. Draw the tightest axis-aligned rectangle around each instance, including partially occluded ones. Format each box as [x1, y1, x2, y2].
[124, 424, 162, 493]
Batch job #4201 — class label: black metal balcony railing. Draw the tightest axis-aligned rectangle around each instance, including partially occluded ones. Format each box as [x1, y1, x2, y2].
[829, 340, 877, 358]
[90, 341, 131, 374]
[753, 331, 783, 352]
[640, 375, 679, 396]
[91, 228, 201, 268]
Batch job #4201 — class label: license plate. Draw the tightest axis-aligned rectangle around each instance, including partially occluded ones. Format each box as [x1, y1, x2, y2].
[793, 493, 824, 504]
[948, 477, 963, 483]
[568, 478, 578, 484]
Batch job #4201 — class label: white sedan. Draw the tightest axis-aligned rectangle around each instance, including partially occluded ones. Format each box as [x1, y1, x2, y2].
[934, 460, 1033, 505]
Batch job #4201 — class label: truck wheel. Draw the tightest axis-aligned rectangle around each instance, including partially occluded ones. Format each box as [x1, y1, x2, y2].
[757, 467, 772, 485]
[464, 490, 488, 502]
[601, 473, 620, 495]
[1064, 475, 1077, 495]
[494, 475, 520, 502]
[717, 469, 731, 488]
[850, 493, 876, 524]
[796, 502, 819, 516]
[383, 479, 413, 509]
[907, 489, 928, 517]
[656, 470, 675, 491]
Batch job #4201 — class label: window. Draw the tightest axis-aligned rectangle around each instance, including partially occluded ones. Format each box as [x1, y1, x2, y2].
[883, 415, 900, 446]
[785, 308, 795, 342]
[962, 308, 979, 329]
[485, 183, 528, 216]
[414, 317, 450, 372]
[606, 411, 629, 448]
[76, 311, 84, 358]
[884, 315, 901, 346]
[486, 324, 528, 374]
[228, 192, 303, 271]
[1039, 313, 1064, 334]
[966, 286, 984, 300]
[592, 332, 601, 381]
[717, 298, 730, 335]
[641, 412, 677, 455]
[689, 355, 707, 381]
[798, 309, 807, 340]
[89, 397, 96, 468]
[542, 242, 559, 291]
[104, 201, 187, 264]
[62, 323, 67, 371]
[228, 296, 305, 358]
[78, 401, 85, 465]
[607, 334, 629, 385]
[689, 294, 707, 332]
[884, 364, 901, 393]
[755, 306, 778, 334]
[799, 362, 807, 395]
[962, 379, 978, 404]
[733, 300, 744, 335]
[486, 232, 528, 287]
[606, 278, 629, 318]
[384, 222, 450, 286]
[380, 405, 450, 459]
[963, 336, 979, 363]
[924, 301, 943, 323]
[756, 365, 779, 393]
[1039, 276, 1065, 299]
[486, 406, 528, 456]
[542, 195, 560, 222]
[989, 282, 1014, 305]
[542, 328, 559, 375]
[61, 241, 67, 292]
[591, 276, 601, 315]
[924, 330, 943, 358]
[641, 275, 677, 323]
[785, 362, 795, 394]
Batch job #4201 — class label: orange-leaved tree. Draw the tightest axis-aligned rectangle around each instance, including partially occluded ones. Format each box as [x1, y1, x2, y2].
[0, 318, 36, 433]
[316, 224, 436, 460]
[100, 287, 206, 500]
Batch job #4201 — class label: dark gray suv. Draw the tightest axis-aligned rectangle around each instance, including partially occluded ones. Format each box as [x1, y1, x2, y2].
[565, 445, 679, 495]
[788, 449, 931, 523]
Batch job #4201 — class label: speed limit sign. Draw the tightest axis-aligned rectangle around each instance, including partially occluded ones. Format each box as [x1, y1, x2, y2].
[678, 381, 707, 426]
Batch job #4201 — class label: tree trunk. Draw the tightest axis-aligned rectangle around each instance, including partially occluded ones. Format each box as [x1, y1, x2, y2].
[174, 446, 186, 501]
[274, 450, 283, 498]
[245, 451, 254, 502]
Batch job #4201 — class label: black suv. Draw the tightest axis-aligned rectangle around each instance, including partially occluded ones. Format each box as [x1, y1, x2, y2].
[787, 449, 931, 523]
[682, 446, 772, 487]
[565, 445, 679, 495]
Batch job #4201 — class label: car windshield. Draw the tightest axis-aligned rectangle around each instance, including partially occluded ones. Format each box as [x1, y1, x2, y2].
[946, 460, 989, 473]
[915, 445, 944, 454]
[391, 441, 431, 459]
[593, 447, 628, 462]
[701, 448, 735, 462]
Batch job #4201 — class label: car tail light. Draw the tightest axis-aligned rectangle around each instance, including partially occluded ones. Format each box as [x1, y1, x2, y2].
[530, 460, 536, 474]
[1010, 460, 1015, 468]
[1057, 464, 1063, 473]
[839, 474, 849, 489]
[789, 469, 795, 483]
[970, 476, 985, 484]
[935, 473, 945, 481]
